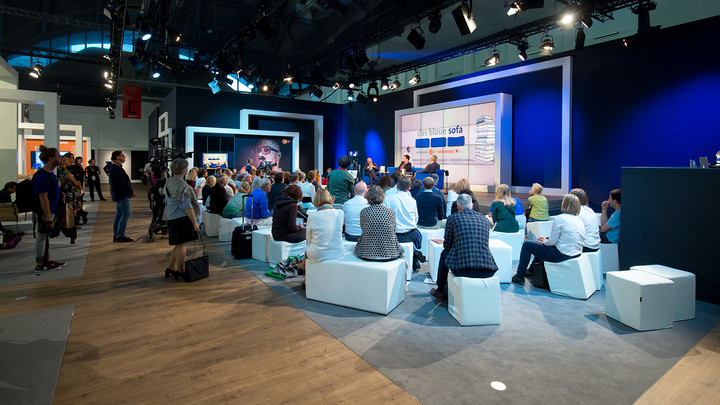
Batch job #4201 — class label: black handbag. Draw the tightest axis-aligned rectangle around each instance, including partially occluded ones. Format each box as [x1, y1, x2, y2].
[530, 259, 549, 289]
[184, 233, 209, 282]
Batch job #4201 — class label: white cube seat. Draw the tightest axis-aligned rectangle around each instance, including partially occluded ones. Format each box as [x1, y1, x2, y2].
[447, 274, 501, 326]
[584, 250, 603, 290]
[401, 242, 414, 281]
[343, 239, 357, 253]
[526, 220, 553, 241]
[268, 238, 306, 264]
[418, 228, 445, 258]
[630, 265, 696, 321]
[544, 255, 597, 299]
[305, 252, 406, 315]
[605, 270, 674, 331]
[489, 230, 524, 262]
[489, 239, 512, 283]
[251, 228, 273, 262]
[202, 212, 221, 237]
[599, 243, 619, 273]
[427, 240, 444, 282]
[218, 218, 235, 242]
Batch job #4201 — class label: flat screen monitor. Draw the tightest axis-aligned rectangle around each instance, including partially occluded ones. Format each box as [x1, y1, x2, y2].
[347, 150, 358, 157]
[31, 150, 72, 169]
[202, 153, 228, 168]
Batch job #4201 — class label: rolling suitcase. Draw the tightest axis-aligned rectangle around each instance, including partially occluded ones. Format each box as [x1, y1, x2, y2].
[231, 195, 257, 259]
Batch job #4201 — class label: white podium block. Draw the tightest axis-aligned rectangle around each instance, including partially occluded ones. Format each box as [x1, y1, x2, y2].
[489, 239, 512, 283]
[448, 274, 501, 326]
[605, 270, 674, 331]
[631, 265, 696, 321]
[203, 212, 221, 237]
[600, 243, 619, 274]
[545, 255, 597, 299]
[418, 228, 445, 258]
[401, 242, 414, 281]
[427, 240, 444, 282]
[305, 253, 406, 315]
[343, 239, 357, 253]
[268, 238, 306, 264]
[251, 228, 273, 262]
[489, 230, 524, 262]
[526, 220, 553, 241]
[218, 218, 234, 242]
[584, 250, 603, 290]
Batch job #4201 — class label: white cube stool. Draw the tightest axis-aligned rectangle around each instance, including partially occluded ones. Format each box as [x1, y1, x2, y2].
[583, 250, 603, 290]
[630, 265, 696, 321]
[305, 252, 406, 315]
[203, 212, 221, 237]
[544, 255, 597, 299]
[218, 218, 235, 242]
[600, 243, 619, 273]
[447, 274, 501, 326]
[489, 239, 512, 283]
[268, 238, 307, 264]
[526, 220, 553, 241]
[343, 238, 357, 253]
[418, 228, 445, 258]
[427, 240, 444, 282]
[489, 230, 524, 262]
[605, 270, 674, 331]
[251, 228, 273, 262]
[401, 242, 414, 281]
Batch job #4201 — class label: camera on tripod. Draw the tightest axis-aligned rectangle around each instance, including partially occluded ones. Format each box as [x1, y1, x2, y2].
[257, 155, 277, 171]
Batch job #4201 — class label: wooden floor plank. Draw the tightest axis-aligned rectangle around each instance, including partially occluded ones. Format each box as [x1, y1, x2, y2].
[0, 198, 418, 405]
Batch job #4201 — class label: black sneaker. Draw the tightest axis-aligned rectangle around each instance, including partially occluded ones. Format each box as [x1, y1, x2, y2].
[114, 236, 134, 243]
[35, 262, 62, 272]
[511, 275, 525, 285]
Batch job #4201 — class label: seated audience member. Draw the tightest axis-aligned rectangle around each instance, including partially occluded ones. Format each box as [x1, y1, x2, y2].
[355, 186, 404, 261]
[415, 177, 446, 229]
[289, 172, 301, 187]
[227, 181, 237, 196]
[377, 174, 393, 193]
[252, 169, 264, 190]
[384, 176, 424, 269]
[299, 171, 316, 203]
[570, 188, 601, 252]
[185, 171, 197, 189]
[430, 194, 498, 301]
[513, 197, 526, 230]
[327, 156, 355, 205]
[363, 158, 380, 184]
[305, 188, 345, 263]
[488, 184, 519, 233]
[419, 154, 440, 174]
[272, 185, 306, 243]
[308, 170, 321, 191]
[410, 179, 423, 198]
[245, 178, 273, 226]
[0, 181, 17, 203]
[527, 183, 550, 222]
[321, 167, 331, 186]
[208, 174, 230, 215]
[223, 182, 251, 219]
[600, 188, 621, 244]
[283, 171, 290, 185]
[201, 176, 216, 206]
[397, 154, 412, 175]
[429, 174, 446, 207]
[267, 172, 287, 211]
[449, 178, 482, 215]
[342, 181, 369, 241]
[512, 194, 585, 285]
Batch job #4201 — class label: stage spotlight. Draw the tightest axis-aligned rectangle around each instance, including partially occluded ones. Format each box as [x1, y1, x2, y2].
[151, 66, 161, 79]
[507, 2, 521, 16]
[347, 90, 354, 101]
[559, 7, 576, 26]
[407, 27, 426, 50]
[452, 1, 476, 36]
[368, 82, 379, 102]
[104, 82, 113, 89]
[29, 63, 43, 79]
[208, 78, 221, 94]
[333, 80, 342, 90]
[256, 16, 276, 40]
[390, 78, 401, 90]
[517, 42, 529, 61]
[356, 92, 368, 104]
[140, 26, 153, 41]
[539, 33, 554, 56]
[262, 82, 270, 92]
[506, 0, 545, 16]
[283, 65, 294, 83]
[348, 78, 356, 89]
[428, 11, 442, 34]
[575, 27, 586, 51]
[580, 15, 593, 29]
[408, 71, 420, 85]
[380, 77, 389, 91]
[309, 85, 323, 99]
[485, 48, 500, 66]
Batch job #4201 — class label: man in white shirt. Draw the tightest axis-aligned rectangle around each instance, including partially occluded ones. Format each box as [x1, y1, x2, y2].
[342, 181, 368, 241]
[384, 176, 424, 269]
[194, 168, 208, 199]
[570, 188, 601, 252]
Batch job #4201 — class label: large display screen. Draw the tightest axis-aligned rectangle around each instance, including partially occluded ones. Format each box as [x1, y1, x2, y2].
[233, 136, 293, 172]
[202, 153, 229, 168]
[398, 101, 497, 186]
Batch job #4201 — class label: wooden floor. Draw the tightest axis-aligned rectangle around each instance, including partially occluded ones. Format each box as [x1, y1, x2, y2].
[1, 192, 718, 404]
[0, 197, 418, 404]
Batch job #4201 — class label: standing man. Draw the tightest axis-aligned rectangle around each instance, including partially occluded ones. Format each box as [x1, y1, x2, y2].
[108, 151, 135, 242]
[327, 156, 355, 205]
[430, 194, 498, 301]
[195, 168, 208, 199]
[243, 158, 255, 173]
[600, 189, 621, 244]
[363, 158, 379, 185]
[33, 146, 65, 271]
[84, 159, 106, 201]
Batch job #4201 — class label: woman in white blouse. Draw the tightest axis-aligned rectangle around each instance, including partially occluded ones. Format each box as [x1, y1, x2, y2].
[511, 194, 586, 285]
[570, 188, 601, 252]
[304, 188, 345, 263]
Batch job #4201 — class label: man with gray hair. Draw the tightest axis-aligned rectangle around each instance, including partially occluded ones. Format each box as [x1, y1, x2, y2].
[342, 181, 369, 241]
[384, 175, 424, 270]
[430, 193, 498, 301]
[245, 177, 273, 226]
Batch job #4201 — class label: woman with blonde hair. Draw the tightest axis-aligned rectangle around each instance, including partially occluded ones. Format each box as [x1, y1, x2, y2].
[202, 176, 216, 206]
[511, 193, 585, 285]
[186, 170, 197, 189]
[448, 178, 481, 216]
[488, 184, 519, 233]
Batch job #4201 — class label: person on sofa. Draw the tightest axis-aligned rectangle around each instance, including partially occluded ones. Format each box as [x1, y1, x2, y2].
[418, 154, 440, 174]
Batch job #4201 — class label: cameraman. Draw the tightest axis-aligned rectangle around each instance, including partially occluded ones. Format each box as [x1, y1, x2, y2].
[254, 139, 282, 171]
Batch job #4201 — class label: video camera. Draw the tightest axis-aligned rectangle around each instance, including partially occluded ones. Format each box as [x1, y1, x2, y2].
[257, 155, 277, 171]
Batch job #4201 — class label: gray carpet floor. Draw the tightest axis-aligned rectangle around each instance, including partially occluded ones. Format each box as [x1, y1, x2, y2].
[0, 202, 98, 287]
[214, 240, 720, 405]
[0, 306, 75, 405]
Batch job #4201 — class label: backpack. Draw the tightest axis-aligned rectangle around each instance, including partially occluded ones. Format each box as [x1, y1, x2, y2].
[13, 179, 39, 214]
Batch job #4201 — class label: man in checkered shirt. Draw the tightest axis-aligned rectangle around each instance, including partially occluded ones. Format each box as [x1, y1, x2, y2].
[431, 194, 498, 301]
